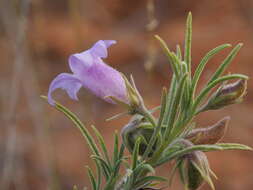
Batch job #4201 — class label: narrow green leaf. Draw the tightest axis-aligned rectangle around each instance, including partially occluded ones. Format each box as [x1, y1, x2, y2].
[216, 143, 252, 151]
[90, 125, 112, 169]
[155, 144, 223, 166]
[176, 44, 182, 60]
[132, 137, 142, 170]
[163, 74, 177, 126]
[142, 88, 167, 160]
[155, 35, 180, 78]
[149, 75, 188, 165]
[112, 158, 125, 178]
[41, 96, 101, 156]
[184, 12, 192, 74]
[93, 160, 102, 190]
[178, 160, 188, 188]
[171, 52, 182, 70]
[164, 73, 188, 140]
[91, 155, 111, 176]
[86, 167, 97, 190]
[208, 43, 243, 84]
[180, 61, 191, 111]
[113, 132, 119, 166]
[157, 142, 251, 168]
[191, 44, 231, 97]
[119, 144, 125, 160]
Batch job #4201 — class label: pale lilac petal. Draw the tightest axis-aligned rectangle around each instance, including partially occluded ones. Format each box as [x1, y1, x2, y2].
[69, 51, 93, 74]
[90, 40, 116, 58]
[103, 40, 117, 48]
[48, 73, 82, 105]
[68, 40, 116, 76]
[79, 62, 128, 104]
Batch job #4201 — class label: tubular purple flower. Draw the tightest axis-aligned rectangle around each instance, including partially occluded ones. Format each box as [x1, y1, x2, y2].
[47, 40, 128, 105]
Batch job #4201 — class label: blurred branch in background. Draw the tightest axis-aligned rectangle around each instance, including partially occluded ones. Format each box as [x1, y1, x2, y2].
[0, 0, 60, 189]
[68, 0, 84, 49]
[0, 0, 30, 189]
[144, 0, 159, 71]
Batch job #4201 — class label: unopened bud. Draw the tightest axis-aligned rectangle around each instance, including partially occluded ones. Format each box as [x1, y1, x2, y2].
[121, 115, 159, 156]
[202, 79, 247, 111]
[187, 158, 204, 190]
[186, 116, 230, 145]
[186, 151, 214, 190]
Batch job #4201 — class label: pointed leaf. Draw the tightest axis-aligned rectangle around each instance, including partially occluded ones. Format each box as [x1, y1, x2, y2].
[113, 132, 119, 165]
[155, 35, 180, 78]
[142, 88, 167, 160]
[184, 12, 192, 74]
[132, 137, 142, 170]
[208, 43, 243, 84]
[91, 125, 112, 169]
[86, 167, 97, 190]
[216, 143, 252, 151]
[176, 44, 182, 60]
[91, 155, 111, 176]
[41, 96, 101, 156]
[191, 44, 231, 97]
[164, 73, 188, 139]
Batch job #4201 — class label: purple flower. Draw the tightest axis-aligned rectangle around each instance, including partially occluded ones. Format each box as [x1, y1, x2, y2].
[48, 40, 128, 105]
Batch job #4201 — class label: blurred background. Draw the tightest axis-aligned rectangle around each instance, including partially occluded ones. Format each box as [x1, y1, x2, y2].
[0, 0, 253, 189]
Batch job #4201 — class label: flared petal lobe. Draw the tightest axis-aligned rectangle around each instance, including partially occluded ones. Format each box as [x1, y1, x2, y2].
[68, 40, 116, 75]
[48, 73, 82, 105]
[90, 40, 116, 58]
[47, 40, 128, 105]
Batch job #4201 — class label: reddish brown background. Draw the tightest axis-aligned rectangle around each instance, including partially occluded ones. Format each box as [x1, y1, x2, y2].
[1, 0, 253, 189]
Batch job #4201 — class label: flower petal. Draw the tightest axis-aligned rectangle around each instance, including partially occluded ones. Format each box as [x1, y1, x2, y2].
[77, 61, 128, 103]
[90, 40, 116, 58]
[69, 51, 93, 75]
[68, 40, 116, 76]
[48, 73, 82, 105]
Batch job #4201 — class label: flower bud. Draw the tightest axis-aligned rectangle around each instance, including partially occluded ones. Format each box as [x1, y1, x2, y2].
[201, 79, 247, 111]
[121, 115, 160, 156]
[186, 116, 230, 145]
[186, 151, 214, 190]
[187, 159, 204, 190]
